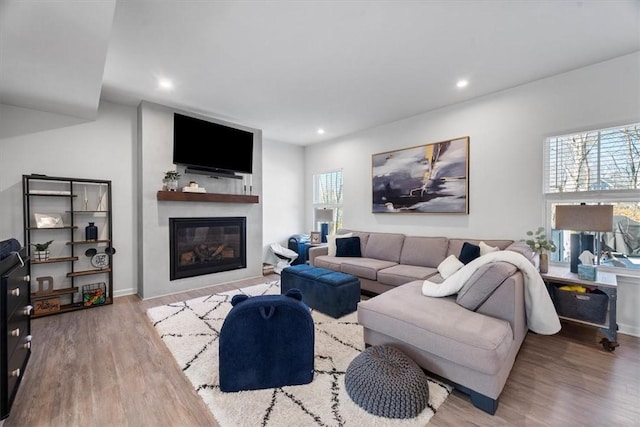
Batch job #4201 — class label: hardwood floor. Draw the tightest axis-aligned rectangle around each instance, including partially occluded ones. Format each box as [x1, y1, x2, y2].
[5, 274, 639, 427]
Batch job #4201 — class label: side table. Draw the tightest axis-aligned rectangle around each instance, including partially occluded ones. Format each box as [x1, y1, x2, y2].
[541, 265, 619, 351]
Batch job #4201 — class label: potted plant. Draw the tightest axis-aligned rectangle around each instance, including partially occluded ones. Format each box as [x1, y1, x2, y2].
[524, 227, 557, 273]
[31, 240, 53, 261]
[163, 170, 181, 191]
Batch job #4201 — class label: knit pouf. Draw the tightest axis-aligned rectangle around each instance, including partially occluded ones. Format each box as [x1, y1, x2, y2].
[345, 345, 430, 419]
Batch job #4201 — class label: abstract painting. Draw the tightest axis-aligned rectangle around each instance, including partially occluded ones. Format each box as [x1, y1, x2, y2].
[372, 136, 469, 213]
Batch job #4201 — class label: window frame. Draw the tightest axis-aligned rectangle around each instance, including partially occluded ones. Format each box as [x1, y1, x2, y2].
[543, 122, 640, 277]
[312, 169, 344, 235]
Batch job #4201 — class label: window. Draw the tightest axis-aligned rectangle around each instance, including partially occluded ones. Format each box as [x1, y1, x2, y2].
[313, 170, 343, 235]
[544, 123, 640, 271]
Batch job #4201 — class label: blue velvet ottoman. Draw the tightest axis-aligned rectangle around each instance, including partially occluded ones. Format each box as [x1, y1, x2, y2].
[219, 289, 315, 392]
[281, 264, 361, 318]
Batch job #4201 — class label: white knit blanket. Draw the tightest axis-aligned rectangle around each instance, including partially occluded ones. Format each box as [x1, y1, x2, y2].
[422, 251, 561, 335]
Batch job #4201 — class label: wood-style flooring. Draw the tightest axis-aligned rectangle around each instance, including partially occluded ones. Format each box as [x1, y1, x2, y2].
[5, 274, 639, 426]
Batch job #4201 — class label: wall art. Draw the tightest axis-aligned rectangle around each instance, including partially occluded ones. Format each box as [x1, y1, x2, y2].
[372, 136, 469, 213]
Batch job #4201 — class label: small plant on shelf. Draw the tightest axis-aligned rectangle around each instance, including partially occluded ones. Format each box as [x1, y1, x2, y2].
[524, 227, 556, 254]
[31, 240, 53, 261]
[164, 170, 181, 180]
[163, 170, 181, 191]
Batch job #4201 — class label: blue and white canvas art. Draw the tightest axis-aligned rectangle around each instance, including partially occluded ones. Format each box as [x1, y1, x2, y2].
[372, 136, 469, 213]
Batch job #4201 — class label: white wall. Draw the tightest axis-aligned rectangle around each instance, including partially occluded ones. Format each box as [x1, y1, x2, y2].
[0, 101, 137, 297]
[304, 52, 640, 335]
[262, 138, 306, 260]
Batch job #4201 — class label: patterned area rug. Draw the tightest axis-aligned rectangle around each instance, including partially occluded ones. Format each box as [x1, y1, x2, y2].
[147, 281, 452, 426]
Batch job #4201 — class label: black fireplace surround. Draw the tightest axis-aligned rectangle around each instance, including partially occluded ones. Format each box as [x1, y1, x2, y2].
[169, 217, 246, 280]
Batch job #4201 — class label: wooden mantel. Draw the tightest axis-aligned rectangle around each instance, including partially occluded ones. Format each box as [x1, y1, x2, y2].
[157, 191, 259, 204]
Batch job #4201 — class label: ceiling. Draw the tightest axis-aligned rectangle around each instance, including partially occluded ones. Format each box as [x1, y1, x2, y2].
[1, 1, 639, 145]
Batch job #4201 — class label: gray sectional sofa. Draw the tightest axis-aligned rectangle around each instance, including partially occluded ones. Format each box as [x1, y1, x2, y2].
[308, 229, 535, 415]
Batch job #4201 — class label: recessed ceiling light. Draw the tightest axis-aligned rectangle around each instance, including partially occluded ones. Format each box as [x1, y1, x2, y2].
[456, 79, 469, 88]
[158, 78, 174, 90]
[317, 128, 325, 135]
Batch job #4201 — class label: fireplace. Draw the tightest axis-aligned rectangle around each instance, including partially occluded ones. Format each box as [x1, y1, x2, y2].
[169, 217, 246, 280]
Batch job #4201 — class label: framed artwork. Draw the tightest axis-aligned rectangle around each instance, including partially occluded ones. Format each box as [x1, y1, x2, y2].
[310, 232, 321, 244]
[372, 136, 469, 214]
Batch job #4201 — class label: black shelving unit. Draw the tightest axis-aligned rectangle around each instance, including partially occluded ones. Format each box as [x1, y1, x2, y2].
[22, 174, 113, 318]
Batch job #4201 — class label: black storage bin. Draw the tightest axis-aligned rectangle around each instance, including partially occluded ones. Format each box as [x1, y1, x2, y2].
[552, 287, 609, 324]
[288, 234, 310, 265]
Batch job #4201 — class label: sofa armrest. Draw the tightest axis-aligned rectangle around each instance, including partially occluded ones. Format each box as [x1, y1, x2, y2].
[308, 244, 328, 266]
[476, 271, 527, 344]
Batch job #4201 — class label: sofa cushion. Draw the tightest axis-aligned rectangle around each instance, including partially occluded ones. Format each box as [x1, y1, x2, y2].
[339, 229, 370, 255]
[447, 239, 513, 258]
[399, 236, 449, 268]
[437, 254, 464, 279]
[456, 262, 518, 311]
[479, 241, 500, 256]
[340, 258, 397, 281]
[459, 242, 481, 264]
[357, 280, 513, 375]
[327, 233, 353, 257]
[377, 264, 439, 287]
[336, 237, 362, 257]
[313, 255, 346, 271]
[362, 232, 405, 263]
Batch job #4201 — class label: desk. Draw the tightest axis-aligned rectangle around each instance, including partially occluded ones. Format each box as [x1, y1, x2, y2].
[541, 265, 618, 351]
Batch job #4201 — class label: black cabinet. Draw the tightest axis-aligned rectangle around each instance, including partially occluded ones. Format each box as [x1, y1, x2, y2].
[22, 174, 113, 318]
[0, 248, 31, 420]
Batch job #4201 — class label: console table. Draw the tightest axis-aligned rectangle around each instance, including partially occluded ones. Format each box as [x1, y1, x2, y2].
[541, 265, 618, 351]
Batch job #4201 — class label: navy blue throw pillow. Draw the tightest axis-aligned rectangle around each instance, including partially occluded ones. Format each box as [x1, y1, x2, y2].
[459, 242, 480, 264]
[336, 236, 362, 257]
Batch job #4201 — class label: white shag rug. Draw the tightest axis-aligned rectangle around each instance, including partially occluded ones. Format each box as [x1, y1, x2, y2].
[147, 281, 452, 427]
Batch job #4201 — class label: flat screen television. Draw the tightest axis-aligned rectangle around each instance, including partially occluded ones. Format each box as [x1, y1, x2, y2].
[173, 113, 253, 176]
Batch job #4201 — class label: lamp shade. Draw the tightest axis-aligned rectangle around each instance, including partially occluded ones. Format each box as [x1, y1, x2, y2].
[554, 205, 613, 232]
[314, 208, 334, 223]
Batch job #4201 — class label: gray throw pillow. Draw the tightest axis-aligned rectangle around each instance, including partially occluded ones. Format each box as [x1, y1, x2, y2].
[456, 261, 517, 311]
[505, 241, 536, 265]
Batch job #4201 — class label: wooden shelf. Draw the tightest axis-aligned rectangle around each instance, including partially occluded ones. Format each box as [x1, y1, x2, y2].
[31, 299, 112, 319]
[157, 190, 259, 204]
[66, 239, 110, 245]
[31, 286, 79, 300]
[26, 226, 76, 231]
[31, 256, 78, 264]
[67, 268, 111, 277]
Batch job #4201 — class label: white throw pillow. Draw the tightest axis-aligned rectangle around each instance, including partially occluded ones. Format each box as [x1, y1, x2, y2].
[437, 254, 464, 279]
[327, 233, 353, 257]
[479, 241, 500, 256]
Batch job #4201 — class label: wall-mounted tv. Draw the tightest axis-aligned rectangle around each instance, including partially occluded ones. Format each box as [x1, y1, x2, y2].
[173, 113, 253, 177]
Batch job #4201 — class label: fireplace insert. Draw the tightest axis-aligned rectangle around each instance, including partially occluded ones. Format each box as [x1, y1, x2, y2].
[169, 217, 246, 280]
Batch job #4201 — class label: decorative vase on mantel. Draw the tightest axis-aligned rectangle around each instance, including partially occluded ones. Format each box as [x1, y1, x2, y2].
[539, 252, 549, 274]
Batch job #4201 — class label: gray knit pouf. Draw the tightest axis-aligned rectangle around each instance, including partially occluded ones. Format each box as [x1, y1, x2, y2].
[344, 345, 430, 419]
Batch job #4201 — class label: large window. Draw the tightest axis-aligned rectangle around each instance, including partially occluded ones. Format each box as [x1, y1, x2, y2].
[544, 123, 640, 271]
[313, 170, 343, 235]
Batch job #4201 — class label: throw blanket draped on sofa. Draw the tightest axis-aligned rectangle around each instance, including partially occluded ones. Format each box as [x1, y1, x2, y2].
[422, 251, 561, 335]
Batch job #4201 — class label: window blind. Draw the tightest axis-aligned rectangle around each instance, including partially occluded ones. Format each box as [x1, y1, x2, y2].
[545, 124, 640, 194]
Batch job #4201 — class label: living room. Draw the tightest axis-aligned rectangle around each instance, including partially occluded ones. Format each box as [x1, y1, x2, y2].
[1, 1, 639, 426]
